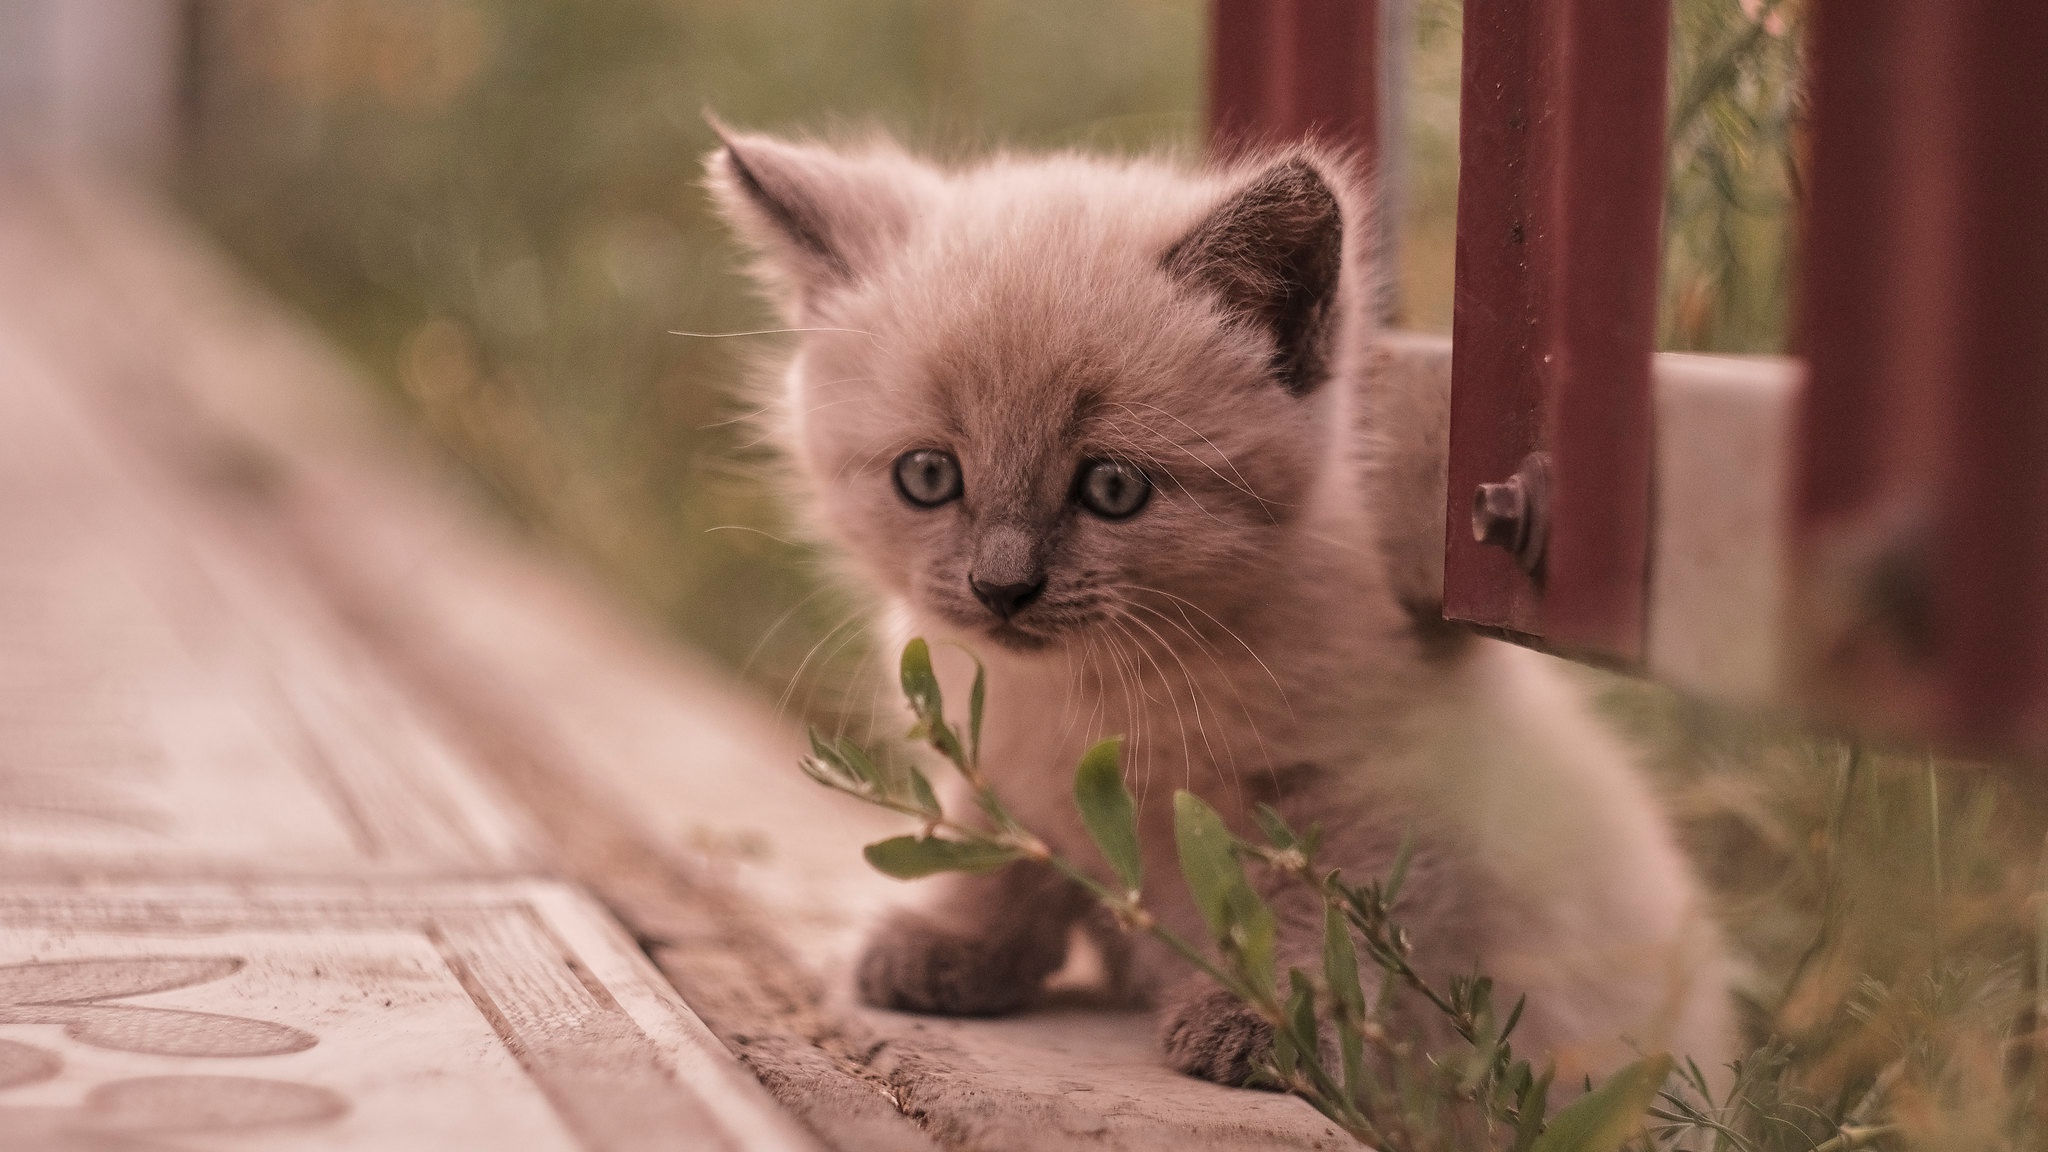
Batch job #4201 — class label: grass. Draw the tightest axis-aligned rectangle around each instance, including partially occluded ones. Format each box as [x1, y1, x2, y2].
[178, 0, 1203, 719]
[1600, 675, 2048, 1150]
[179, 4, 2048, 1148]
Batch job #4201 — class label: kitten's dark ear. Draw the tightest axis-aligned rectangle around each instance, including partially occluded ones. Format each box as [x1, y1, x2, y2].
[1163, 157, 1345, 395]
[704, 118, 929, 317]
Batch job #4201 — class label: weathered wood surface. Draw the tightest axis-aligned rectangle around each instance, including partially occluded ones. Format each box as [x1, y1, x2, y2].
[0, 881, 804, 1151]
[0, 172, 827, 1150]
[0, 170, 1350, 1150]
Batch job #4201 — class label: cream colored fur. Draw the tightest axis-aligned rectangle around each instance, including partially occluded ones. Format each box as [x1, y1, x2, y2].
[706, 126, 1734, 1093]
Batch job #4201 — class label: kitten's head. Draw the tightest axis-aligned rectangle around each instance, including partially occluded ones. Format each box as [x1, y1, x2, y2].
[708, 126, 1366, 655]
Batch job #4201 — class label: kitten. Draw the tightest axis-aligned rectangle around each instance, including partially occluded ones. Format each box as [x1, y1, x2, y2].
[706, 125, 1735, 1093]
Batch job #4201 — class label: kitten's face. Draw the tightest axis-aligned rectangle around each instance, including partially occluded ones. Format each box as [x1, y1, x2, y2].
[710, 134, 1347, 653]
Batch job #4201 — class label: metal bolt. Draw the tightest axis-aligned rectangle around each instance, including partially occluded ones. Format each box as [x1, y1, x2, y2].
[1470, 452, 1551, 576]
[1472, 479, 1528, 550]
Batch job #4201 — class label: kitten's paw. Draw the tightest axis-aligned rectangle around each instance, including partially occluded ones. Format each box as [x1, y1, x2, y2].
[855, 914, 1043, 1016]
[1158, 981, 1276, 1087]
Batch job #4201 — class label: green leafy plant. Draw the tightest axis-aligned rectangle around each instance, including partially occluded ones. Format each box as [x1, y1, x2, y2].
[806, 638, 2048, 1151]
[799, 638, 1673, 1151]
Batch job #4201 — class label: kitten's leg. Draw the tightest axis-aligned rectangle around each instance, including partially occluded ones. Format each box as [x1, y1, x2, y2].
[1157, 976, 1279, 1086]
[1155, 883, 1336, 1089]
[856, 859, 1091, 1015]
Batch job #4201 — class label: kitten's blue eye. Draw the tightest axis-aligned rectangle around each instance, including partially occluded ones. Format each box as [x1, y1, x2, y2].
[894, 449, 963, 508]
[1077, 459, 1151, 520]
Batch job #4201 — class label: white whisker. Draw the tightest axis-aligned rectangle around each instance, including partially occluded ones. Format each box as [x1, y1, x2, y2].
[776, 608, 866, 722]
[1113, 603, 1222, 785]
[1126, 584, 1293, 722]
[1106, 614, 1191, 787]
[1121, 594, 1278, 785]
[668, 326, 878, 340]
[742, 584, 832, 678]
[1108, 400, 1278, 511]
[704, 524, 804, 547]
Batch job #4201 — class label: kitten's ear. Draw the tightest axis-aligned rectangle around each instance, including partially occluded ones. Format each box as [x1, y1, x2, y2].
[1163, 156, 1345, 395]
[704, 119, 929, 316]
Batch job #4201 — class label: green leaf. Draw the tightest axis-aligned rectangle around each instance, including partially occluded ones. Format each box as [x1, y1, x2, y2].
[1321, 903, 1368, 1098]
[1337, 1010, 1365, 1104]
[805, 729, 859, 786]
[899, 639, 969, 767]
[1500, 994, 1528, 1044]
[799, 754, 853, 793]
[1322, 903, 1365, 1019]
[800, 727, 882, 796]
[968, 657, 986, 768]
[930, 722, 968, 768]
[862, 835, 1020, 879]
[1510, 1065, 1555, 1152]
[1173, 791, 1276, 993]
[1269, 1036, 1297, 1084]
[1528, 1053, 1672, 1152]
[1285, 968, 1318, 1059]
[1073, 738, 1142, 894]
[834, 736, 885, 790]
[900, 639, 943, 720]
[1383, 831, 1416, 905]
[1251, 803, 1298, 850]
[1174, 791, 1241, 940]
[906, 765, 942, 817]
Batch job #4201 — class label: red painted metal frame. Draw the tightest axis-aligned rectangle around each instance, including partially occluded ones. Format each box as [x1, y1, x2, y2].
[1441, 0, 1672, 661]
[1795, 0, 2048, 750]
[1208, 0, 1380, 165]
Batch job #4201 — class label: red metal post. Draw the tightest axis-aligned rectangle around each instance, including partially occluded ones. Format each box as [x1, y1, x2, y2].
[1208, 0, 1380, 165]
[1794, 0, 2048, 750]
[1442, 0, 1545, 641]
[1441, 0, 1672, 661]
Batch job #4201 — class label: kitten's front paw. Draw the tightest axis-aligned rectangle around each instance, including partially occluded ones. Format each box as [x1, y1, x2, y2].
[1158, 981, 1276, 1087]
[855, 913, 1045, 1016]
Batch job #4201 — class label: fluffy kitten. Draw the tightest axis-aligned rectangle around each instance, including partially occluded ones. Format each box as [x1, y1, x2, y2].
[706, 125, 1734, 1093]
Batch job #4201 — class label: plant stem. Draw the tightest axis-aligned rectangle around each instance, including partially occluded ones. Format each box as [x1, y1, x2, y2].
[1810, 1124, 1901, 1152]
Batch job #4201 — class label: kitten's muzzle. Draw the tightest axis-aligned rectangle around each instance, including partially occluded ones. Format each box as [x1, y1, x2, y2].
[968, 522, 1047, 622]
[969, 574, 1046, 621]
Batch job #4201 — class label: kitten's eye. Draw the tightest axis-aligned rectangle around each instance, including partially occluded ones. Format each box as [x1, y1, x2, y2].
[1077, 459, 1151, 520]
[893, 449, 963, 508]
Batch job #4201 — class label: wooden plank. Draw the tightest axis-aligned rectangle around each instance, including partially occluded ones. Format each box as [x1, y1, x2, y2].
[1443, 0, 1671, 661]
[1793, 0, 2048, 751]
[0, 176, 828, 1150]
[0, 313, 534, 877]
[0, 880, 816, 1152]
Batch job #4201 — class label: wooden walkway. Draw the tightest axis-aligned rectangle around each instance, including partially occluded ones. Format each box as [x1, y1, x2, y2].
[0, 172, 1345, 1150]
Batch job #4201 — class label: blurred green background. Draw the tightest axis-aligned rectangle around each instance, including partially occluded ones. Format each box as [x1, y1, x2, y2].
[177, 0, 1803, 712]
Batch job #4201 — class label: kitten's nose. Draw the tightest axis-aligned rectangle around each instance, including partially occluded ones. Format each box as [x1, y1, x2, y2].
[969, 575, 1046, 621]
[970, 523, 1045, 621]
